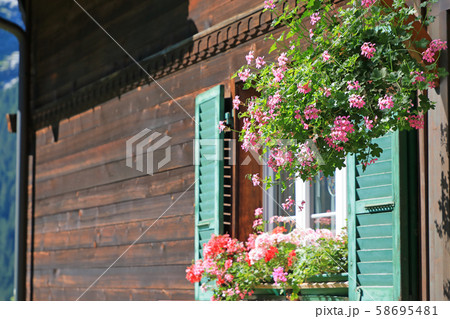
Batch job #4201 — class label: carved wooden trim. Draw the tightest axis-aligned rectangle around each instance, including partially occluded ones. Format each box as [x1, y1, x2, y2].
[31, 1, 292, 130]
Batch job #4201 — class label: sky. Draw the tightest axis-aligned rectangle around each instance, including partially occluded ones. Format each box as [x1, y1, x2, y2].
[0, 0, 21, 89]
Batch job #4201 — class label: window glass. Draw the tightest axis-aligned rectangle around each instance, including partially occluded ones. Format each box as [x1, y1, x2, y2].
[310, 172, 336, 215]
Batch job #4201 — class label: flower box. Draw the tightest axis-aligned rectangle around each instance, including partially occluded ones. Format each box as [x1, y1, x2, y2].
[247, 273, 348, 301]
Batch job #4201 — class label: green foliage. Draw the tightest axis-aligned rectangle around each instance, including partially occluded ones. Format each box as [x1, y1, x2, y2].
[234, 0, 446, 185]
[0, 82, 17, 301]
[187, 226, 348, 301]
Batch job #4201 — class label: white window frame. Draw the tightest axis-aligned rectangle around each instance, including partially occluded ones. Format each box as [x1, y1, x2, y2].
[295, 165, 347, 234]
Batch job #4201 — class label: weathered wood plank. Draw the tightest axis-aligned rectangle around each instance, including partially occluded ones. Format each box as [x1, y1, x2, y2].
[33, 287, 194, 301]
[33, 239, 194, 269]
[31, 214, 194, 251]
[36, 103, 194, 166]
[32, 265, 192, 289]
[33, 190, 194, 234]
[34, 165, 195, 217]
[35, 90, 194, 151]
[35, 140, 193, 200]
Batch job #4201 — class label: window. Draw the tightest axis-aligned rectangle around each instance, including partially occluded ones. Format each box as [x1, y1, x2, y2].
[263, 160, 347, 234]
[295, 166, 347, 235]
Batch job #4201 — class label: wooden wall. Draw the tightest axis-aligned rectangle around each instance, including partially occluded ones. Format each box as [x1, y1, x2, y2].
[29, 0, 262, 110]
[27, 14, 281, 300]
[423, 0, 450, 301]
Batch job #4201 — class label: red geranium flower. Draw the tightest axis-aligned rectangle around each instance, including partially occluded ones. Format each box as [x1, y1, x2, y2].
[264, 246, 278, 262]
[272, 226, 287, 234]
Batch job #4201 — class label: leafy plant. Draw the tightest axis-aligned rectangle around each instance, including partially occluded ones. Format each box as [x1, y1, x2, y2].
[186, 211, 348, 301]
[228, 0, 447, 185]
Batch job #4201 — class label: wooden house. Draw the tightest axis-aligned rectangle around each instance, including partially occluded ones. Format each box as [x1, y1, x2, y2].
[5, 0, 449, 300]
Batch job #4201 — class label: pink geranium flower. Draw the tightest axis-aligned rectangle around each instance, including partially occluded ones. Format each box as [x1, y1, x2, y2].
[238, 69, 251, 82]
[245, 51, 254, 65]
[347, 81, 361, 91]
[264, 0, 276, 10]
[278, 53, 288, 67]
[361, 42, 376, 59]
[297, 82, 311, 94]
[254, 207, 263, 216]
[322, 50, 331, 62]
[349, 94, 365, 109]
[233, 95, 240, 110]
[310, 12, 321, 26]
[422, 39, 447, 63]
[252, 173, 260, 186]
[255, 56, 266, 69]
[361, 0, 377, 7]
[378, 95, 394, 110]
[364, 116, 374, 130]
[272, 267, 288, 284]
[218, 121, 226, 132]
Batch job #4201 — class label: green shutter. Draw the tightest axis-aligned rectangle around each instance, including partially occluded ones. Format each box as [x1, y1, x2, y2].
[194, 85, 225, 300]
[348, 131, 416, 301]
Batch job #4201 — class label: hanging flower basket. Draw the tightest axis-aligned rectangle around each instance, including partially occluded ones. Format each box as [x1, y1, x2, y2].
[229, 0, 447, 184]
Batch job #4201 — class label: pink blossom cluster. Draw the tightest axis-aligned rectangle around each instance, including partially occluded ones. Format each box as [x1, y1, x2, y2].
[411, 71, 426, 84]
[256, 56, 266, 69]
[322, 50, 331, 62]
[364, 116, 375, 130]
[253, 218, 263, 228]
[361, 42, 376, 59]
[278, 53, 288, 67]
[218, 120, 226, 132]
[325, 116, 355, 151]
[281, 196, 295, 211]
[297, 81, 311, 94]
[254, 207, 263, 217]
[362, 158, 378, 167]
[238, 68, 251, 82]
[423, 39, 447, 63]
[245, 50, 266, 69]
[252, 173, 260, 186]
[310, 12, 321, 26]
[247, 228, 337, 264]
[268, 91, 282, 110]
[245, 50, 254, 65]
[272, 66, 286, 83]
[297, 143, 315, 167]
[323, 87, 331, 97]
[233, 95, 240, 110]
[264, 0, 276, 10]
[241, 129, 259, 152]
[408, 115, 424, 129]
[304, 103, 320, 120]
[347, 80, 361, 91]
[361, 0, 377, 7]
[268, 148, 293, 171]
[272, 267, 288, 284]
[378, 95, 394, 110]
[221, 284, 250, 300]
[349, 94, 365, 109]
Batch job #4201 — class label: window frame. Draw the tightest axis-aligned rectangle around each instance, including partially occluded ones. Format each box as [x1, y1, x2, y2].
[295, 165, 347, 234]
